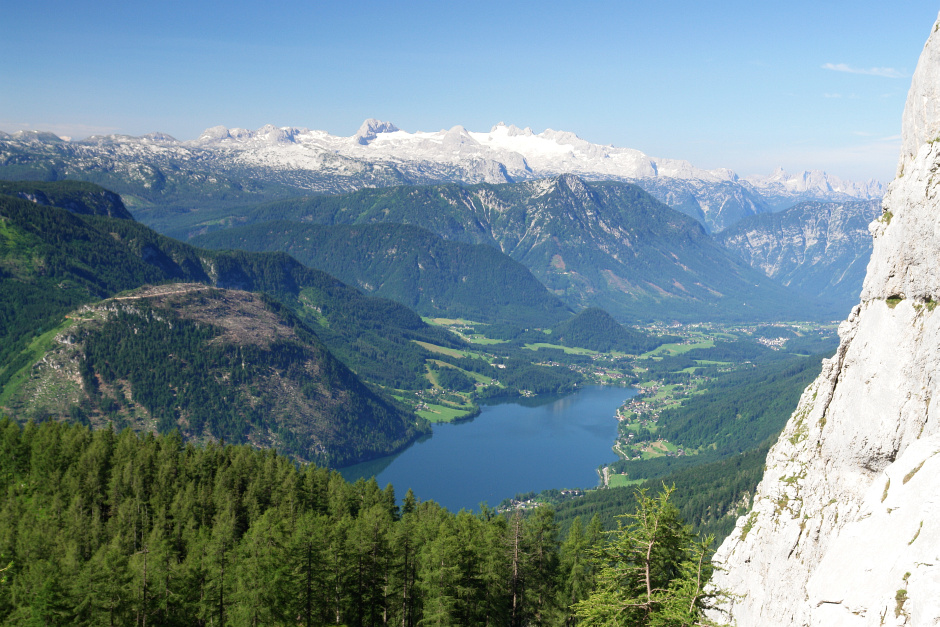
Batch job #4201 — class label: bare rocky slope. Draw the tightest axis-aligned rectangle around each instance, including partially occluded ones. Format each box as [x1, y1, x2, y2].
[711, 13, 940, 626]
[716, 199, 881, 314]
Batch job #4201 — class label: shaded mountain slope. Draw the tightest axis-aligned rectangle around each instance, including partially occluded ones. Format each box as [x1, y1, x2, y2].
[0, 180, 134, 219]
[211, 175, 825, 321]
[192, 221, 572, 326]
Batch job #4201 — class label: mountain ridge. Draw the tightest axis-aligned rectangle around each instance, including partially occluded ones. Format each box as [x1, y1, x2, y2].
[716, 199, 882, 313]
[8, 283, 423, 466]
[0, 120, 883, 233]
[191, 220, 572, 326]
[197, 174, 832, 322]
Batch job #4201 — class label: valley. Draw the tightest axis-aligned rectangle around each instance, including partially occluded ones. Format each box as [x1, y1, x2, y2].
[339, 315, 837, 536]
[0, 178, 843, 521]
[5, 1, 938, 623]
[0, 136, 887, 624]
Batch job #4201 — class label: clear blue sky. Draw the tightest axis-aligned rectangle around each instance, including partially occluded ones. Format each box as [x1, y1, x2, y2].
[2, 1, 937, 182]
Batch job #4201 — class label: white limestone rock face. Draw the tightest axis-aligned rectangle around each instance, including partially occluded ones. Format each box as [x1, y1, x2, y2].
[711, 12, 940, 626]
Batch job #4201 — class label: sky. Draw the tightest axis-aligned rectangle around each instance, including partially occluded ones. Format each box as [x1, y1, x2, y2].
[2, 1, 938, 183]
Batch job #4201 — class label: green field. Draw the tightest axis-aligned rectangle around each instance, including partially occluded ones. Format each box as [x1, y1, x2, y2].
[608, 474, 644, 488]
[416, 402, 475, 423]
[430, 360, 493, 385]
[641, 340, 714, 358]
[0, 319, 75, 406]
[413, 340, 469, 359]
[465, 335, 507, 345]
[423, 317, 480, 326]
[523, 342, 597, 356]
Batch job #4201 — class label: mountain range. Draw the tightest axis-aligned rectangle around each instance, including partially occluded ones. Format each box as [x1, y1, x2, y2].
[0, 121, 883, 233]
[191, 174, 833, 322]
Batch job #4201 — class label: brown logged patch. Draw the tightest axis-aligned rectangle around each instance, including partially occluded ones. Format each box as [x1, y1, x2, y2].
[114, 284, 299, 347]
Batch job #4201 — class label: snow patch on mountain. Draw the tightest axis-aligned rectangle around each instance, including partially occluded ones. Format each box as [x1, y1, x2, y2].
[1, 118, 884, 232]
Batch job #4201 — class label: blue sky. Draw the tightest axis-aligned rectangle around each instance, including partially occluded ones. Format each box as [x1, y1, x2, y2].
[2, 1, 937, 182]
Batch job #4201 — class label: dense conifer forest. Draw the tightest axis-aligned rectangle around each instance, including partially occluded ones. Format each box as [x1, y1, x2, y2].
[0, 419, 721, 626]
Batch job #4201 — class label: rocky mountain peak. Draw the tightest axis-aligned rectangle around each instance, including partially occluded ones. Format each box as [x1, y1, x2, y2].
[141, 132, 178, 143]
[555, 172, 589, 195]
[353, 118, 400, 145]
[11, 130, 63, 143]
[198, 125, 232, 142]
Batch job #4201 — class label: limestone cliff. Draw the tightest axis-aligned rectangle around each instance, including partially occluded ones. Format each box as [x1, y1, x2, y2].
[710, 14, 940, 626]
[716, 199, 881, 314]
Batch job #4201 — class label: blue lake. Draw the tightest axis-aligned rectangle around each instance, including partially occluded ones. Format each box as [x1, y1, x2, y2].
[339, 385, 637, 512]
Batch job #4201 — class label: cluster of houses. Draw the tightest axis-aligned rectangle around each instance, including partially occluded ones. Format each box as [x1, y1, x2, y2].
[497, 488, 586, 513]
[756, 336, 788, 350]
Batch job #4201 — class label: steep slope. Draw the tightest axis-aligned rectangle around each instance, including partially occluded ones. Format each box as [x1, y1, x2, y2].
[716, 199, 881, 313]
[0, 180, 134, 219]
[0, 189, 459, 392]
[0, 184, 471, 464]
[711, 14, 940, 626]
[217, 175, 823, 322]
[632, 176, 769, 233]
[0, 122, 882, 233]
[191, 221, 571, 326]
[5, 284, 421, 467]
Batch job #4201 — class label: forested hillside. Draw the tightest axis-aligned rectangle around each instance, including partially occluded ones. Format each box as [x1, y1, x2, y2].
[0, 420, 718, 626]
[554, 445, 769, 542]
[551, 308, 663, 354]
[0, 183, 473, 464]
[192, 221, 572, 326]
[4, 285, 423, 467]
[0, 180, 134, 219]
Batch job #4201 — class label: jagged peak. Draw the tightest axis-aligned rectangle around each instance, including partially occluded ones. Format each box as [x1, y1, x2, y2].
[256, 124, 301, 144]
[354, 118, 400, 145]
[900, 12, 940, 172]
[554, 172, 589, 194]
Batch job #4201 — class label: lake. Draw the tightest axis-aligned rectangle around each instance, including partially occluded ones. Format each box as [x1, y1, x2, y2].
[339, 385, 637, 512]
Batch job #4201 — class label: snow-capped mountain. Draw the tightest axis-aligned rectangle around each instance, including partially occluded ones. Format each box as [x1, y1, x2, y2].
[744, 167, 885, 211]
[0, 120, 884, 232]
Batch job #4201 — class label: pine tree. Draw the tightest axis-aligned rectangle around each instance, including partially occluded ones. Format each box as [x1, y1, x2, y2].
[573, 487, 726, 627]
